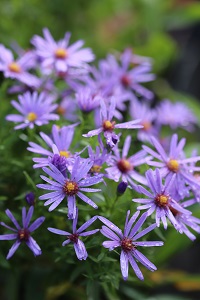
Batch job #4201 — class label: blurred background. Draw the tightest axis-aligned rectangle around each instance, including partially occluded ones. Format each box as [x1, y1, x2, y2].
[1, 0, 200, 299]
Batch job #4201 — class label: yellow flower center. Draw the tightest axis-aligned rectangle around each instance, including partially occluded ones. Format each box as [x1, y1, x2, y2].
[117, 159, 132, 173]
[8, 62, 21, 73]
[55, 48, 68, 59]
[27, 112, 37, 122]
[167, 159, 179, 173]
[90, 164, 102, 174]
[102, 120, 115, 131]
[155, 194, 169, 207]
[63, 181, 78, 196]
[59, 150, 70, 158]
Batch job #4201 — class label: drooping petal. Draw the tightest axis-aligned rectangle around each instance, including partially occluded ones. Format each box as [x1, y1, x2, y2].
[120, 251, 129, 280]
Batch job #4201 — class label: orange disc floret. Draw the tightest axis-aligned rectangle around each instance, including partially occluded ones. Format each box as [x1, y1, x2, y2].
[63, 181, 78, 196]
[27, 112, 37, 122]
[155, 194, 169, 207]
[102, 120, 115, 132]
[167, 159, 179, 173]
[55, 48, 68, 59]
[117, 159, 132, 173]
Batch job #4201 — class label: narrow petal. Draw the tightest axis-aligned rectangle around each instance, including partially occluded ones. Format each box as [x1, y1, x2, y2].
[74, 239, 87, 260]
[79, 229, 99, 236]
[26, 236, 42, 256]
[129, 212, 148, 238]
[77, 216, 98, 234]
[48, 227, 71, 235]
[134, 241, 163, 247]
[127, 253, 144, 280]
[98, 216, 123, 237]
[100, 226, 121, 241]
[28, 217, 45, 232]
[133, 249, 157, 271]
[0, 234, 17, 240]
[77, 192, 98, 209]
[5, 209, 21, 230]
[133, 223, 157, 240]
[120, 251, 129, 280]
[6, 240, 21, 259]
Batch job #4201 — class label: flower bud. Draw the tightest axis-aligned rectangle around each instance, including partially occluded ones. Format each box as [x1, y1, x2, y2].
[25, 192, 35, 206]
[117, 181, 128, 195]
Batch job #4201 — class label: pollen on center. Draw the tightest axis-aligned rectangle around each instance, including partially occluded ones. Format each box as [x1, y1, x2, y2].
[90, 164, 102, 174]
[167, 159, 179, 172]
[8, 62, 21, 73]
[27, 112, 37, 122]
[63, 181, 78, 196]
[55, 48, 68, 59]
[117, 159, 132, 173]
[141, 121, 152, 131]
[102, 120, 115, 131]
[121, 237, 134, 252]
[59, 150, 70, 158]
[155, 194, 169, 207]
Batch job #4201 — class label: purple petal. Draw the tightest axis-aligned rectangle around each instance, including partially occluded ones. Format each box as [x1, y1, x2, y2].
[120, 251, 129, 280]
[98, 216, 123, 237]
[133, 223, 157, 240]
[28, 217, 45, 232]
[72, 208, 78, 233]
[124, 211, 140, 237]
[26, 236, 42, 256]
[79, 229, 99, 236]
[0, 233, 17, 240]
[48, 227, 71, 235]
[129, 212, 148, 238]
[77, 216, 98, 234]
[133, 249, 157, 271]
[62, 239, 71, 246]
[77, 192, 98, 209]
[24, 206, 34, 228]
[134, 241, 163, 247]
[68, 195, 76, 219]
[127, 252, 144, 280]
[74, 239, 87, 260]
[100, 226, 121, 241]
[6, 240, 21, 259]
[5, 209, 21, 230]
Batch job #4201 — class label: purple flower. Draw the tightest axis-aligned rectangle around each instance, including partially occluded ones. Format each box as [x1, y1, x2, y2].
[6, 91, 59, 130]
[0, 44, 39, 87]
[31, 28, 95, 73]
[157, 99, 197, 131]
[143, 134, 200, 198]
[133, 169, 192, 230]
[105, 135, 151, 185]
[0, 206, 45, 259]
[37, 157, 104, 219]
[83, 97, 142, 148]
[75, 86, 102, 113]
[99, 211, 163, 280]
[56, 96, 78, 122]
[130, 100, 160, 142]
[48, 209, 99, 260]
[27, 124, 77, 169]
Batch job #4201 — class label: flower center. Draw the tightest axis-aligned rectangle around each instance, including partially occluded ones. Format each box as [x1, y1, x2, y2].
[27, 112, 37, 122]
[167, 159, 179, 173]
[121, 237, 134, 252]
[117, 159, 132, 173]
[59, 150, 70, 158]
[90, 164, 102, 174]
[56, 106, 66, 115]
[55, 48, 68, 59]
[69, 233, 79, 243]
[102, 120, 115, 132]
[63, 181, 78, 196]
[141, 121, 152, 131]
[18, 229, 30, 241]
[121, 75, 131, 87]
[155, 194, 169, 207]
[8, 62, 21, 73]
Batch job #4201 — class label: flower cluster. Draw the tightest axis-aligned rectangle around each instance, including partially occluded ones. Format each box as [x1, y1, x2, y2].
[1, 28, 200, 284]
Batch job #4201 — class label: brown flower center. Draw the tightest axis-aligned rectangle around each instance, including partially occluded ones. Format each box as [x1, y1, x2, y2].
[141, 121, 152, 131]
[8, 62, 21, 73]
[155, 194, 169, 207]
[102, 120, 115, 132]
[56, 106, 66, 115]
[63, 181, 78, 196]
[121, 237, 135, 252]
[167, 159, 179, 173]
[69, 233, 79, 243]
[27, 112, 37, 122]
[18, 229, 30, 241]
[121, 75, 131, 87]
[117, 159, 132, 173]
[55, 48, 68, 59]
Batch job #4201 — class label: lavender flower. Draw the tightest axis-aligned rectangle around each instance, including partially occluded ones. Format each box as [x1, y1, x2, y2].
[48, 209, 98, 260]
[27, 124, 77, 169]
[133, 169, 192, 230]
[37, 157, 104, 219]
[75, 86, 102, 112]
[6, 91, 59, 130]
[99, 211, 163, 280]
[143, 134, 200, 198]
[0, 44, 39, 87]
[31, 28, 95, 73]
[105, 135, 151, 185]
[157, 99, 197, 131]
[0, 206, 45, 259]
[83, 97, 142, 148]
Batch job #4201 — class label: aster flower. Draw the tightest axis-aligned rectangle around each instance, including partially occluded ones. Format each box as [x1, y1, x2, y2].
[130, 100, 160, 142]
[0, 206, 45, 259]
[0, 44, 39, 87]
[83, 97, 142, 148]
[99, 211, 163, 281]
[143, 134, 200, 198]
[56, 96, 78, 122]
[37, 157, 104, 219]
[133, 168, 192, 230]
[6, 91, 59, 130]
[75, 86, 102, 113]
[48, 209, 98, 260]
[27, 124, 77, 168]
[31, 28, 95, 73]
[105, 135, 151, 185]
[157, 99, 197, 131]
[168, 201, 200, 241]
